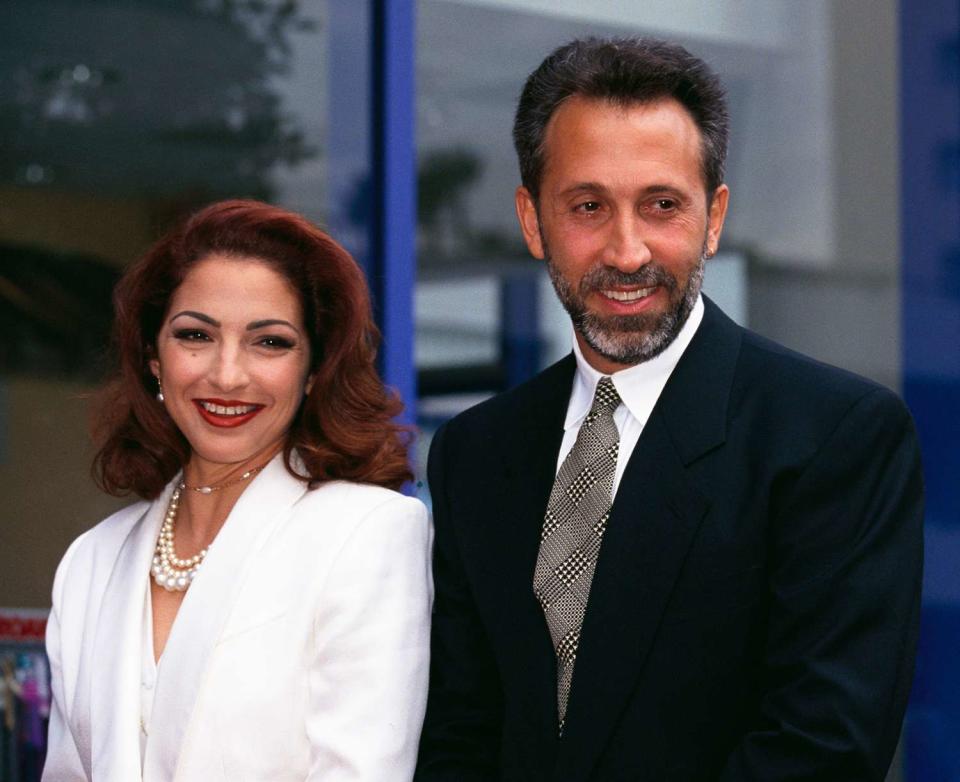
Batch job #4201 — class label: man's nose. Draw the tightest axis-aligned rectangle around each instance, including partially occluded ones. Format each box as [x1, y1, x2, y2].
[210, 344, 249, 391]
[602, 214, 652, 271]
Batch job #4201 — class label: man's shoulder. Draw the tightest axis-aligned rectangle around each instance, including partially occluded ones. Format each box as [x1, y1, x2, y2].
[737, 326, 897, 405]
[672, 298, 913, 451]
[701, 295, 877, 383]
[696, 297, 892, 399]
[723, 323, 913, 449]
[438, 354, 576, 457]
[438, 355, 575, 441]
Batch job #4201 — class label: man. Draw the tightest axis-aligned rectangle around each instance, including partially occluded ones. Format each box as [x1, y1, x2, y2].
[415, 37, 923, 782]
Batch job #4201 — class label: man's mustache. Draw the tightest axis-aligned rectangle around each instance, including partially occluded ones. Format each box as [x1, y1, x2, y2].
[579, 264, 677, 294]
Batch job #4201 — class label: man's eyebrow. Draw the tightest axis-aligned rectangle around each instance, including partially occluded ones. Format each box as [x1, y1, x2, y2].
[557, 182, 690, 199]
[247, 319, 301, 334]
[559, 182, 610, 197]
[170, 310, 219, 327]
[639, 184, 691, 200]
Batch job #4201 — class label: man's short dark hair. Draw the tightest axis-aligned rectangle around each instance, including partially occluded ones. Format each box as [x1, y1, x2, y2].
[513, 37, 729, 201]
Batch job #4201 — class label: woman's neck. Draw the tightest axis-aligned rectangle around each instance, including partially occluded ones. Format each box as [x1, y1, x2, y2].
[182, 442, 281, 492]
[174, 444, 281, 555]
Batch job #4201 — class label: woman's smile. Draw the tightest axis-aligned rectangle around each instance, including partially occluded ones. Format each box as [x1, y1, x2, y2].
[150, 254, 313, 470]
[193, 398, 265, 427]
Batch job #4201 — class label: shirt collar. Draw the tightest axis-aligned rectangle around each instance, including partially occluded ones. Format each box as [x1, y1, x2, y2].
[565, 294, 705, 430]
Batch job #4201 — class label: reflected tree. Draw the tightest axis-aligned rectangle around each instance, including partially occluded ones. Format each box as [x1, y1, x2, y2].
[415, 146, 529, 267]
[418, 146, 483, 254]
[0, 0, 320, 377]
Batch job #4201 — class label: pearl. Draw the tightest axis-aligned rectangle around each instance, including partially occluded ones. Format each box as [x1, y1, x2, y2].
[150, 485, 208, 592]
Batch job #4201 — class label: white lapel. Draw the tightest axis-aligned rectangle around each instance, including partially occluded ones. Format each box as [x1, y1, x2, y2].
[86, 486, 171, 781]
[144, 455, 309, 781]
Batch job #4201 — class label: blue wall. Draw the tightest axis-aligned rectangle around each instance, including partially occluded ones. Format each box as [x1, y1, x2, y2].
[331, 3, 960, 770]
[327, 1, 417, 425]
[901, 2, 960, 779]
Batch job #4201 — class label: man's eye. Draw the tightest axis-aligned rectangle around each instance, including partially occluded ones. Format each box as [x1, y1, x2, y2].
[654, 198, 677, 211]
[575, 201, 601, 213]
[173, 329, 209, 342]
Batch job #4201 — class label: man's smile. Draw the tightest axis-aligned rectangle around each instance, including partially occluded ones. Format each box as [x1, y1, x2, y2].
[599, 286, 657, 302]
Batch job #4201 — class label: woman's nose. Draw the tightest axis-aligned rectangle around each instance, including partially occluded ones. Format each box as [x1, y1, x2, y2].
[209, 345, 249, 391]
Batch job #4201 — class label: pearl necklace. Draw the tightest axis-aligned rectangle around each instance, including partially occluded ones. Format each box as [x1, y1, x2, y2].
[151, 486, 206, 592]
[151, 464, 267, 591]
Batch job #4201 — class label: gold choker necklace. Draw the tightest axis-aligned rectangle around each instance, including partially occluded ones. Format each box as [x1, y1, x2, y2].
[179, 463, 267, 495]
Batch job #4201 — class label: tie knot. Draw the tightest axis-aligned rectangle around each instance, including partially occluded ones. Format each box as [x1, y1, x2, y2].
[591, 376, 621, 416]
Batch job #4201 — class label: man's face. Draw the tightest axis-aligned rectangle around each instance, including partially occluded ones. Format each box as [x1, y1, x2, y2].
[515, 96, 729, 373]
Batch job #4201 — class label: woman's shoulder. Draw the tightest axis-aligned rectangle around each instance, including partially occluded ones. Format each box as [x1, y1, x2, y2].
[51, 499, 153, 603]
[286, 480, 428, 548]
[79, 498, 151, 546]
[58, 500, 151, 570]
[296, 480, 425, 518]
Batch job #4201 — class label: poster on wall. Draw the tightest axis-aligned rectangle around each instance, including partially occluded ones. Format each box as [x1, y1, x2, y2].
[0, 608, 49, 782]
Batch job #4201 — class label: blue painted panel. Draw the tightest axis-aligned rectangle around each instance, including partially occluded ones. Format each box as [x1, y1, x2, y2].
[327, 1, 416, 425]
[901, 1, 960, 779]
[371, 0, 417, 424]
[500, 273, 541, 387]
[906, 605, 960, 781]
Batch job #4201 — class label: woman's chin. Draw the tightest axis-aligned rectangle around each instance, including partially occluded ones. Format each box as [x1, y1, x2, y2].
[185, 442, 282, 471]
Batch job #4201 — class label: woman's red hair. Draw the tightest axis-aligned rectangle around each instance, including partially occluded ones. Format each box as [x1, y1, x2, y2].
[92, 199, 413, 498]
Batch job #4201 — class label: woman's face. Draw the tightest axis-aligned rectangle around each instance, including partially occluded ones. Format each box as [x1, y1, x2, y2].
[150, 254, 314, 469]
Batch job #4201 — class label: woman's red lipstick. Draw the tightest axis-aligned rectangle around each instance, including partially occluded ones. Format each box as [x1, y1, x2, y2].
[193, 399, 264, 428]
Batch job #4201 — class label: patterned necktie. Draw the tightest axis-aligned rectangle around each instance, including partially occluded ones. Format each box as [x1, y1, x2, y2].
[533, 376, 622, 734]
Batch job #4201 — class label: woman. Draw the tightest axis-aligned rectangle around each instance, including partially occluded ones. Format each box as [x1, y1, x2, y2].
[42, 200, 432, 781]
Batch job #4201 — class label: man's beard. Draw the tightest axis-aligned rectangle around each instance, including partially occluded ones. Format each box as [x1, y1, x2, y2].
[545, 245, 706, 366]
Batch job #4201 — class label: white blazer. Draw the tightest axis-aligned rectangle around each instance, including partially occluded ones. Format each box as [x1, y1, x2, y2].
[43, 455, 433, 781]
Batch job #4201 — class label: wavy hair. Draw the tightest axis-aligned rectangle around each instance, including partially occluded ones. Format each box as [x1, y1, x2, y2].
[92, 199, 412, 498]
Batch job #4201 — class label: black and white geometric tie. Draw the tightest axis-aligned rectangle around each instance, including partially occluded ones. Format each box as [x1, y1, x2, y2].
[533, 376, 621, 734]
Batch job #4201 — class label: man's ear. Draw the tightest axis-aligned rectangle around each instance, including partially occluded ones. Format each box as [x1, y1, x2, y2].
[515, 186, 545, 260]
[705, 184, 729, 258]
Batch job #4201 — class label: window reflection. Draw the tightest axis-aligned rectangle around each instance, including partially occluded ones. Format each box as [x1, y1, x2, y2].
[0, 0, 328, 610]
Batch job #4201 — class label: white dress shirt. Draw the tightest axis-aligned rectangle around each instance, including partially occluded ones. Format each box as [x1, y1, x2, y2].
[557, 295, 705, 497]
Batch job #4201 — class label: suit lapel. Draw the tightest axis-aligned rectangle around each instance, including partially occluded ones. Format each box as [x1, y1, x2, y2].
[88, 490, 168, 781]
[554, 298, 742, 781]
[143, 455, 308, 781]
[489, 357, 576, 773]
[555, 411, 709, 781]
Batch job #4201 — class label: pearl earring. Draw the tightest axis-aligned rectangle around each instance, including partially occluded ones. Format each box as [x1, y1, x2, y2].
[157, 377, 164, 403]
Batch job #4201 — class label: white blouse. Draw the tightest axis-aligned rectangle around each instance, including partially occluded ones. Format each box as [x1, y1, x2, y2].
[139, 584, 159, 768]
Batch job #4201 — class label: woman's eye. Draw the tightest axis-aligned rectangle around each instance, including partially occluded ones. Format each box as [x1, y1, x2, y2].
[258, 335, 295, 350]
[173, 329, 210, 342]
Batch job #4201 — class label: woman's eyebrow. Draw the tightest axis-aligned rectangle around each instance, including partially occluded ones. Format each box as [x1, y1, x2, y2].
[170, 310, 219, 326]
[247, 318, 301, 334]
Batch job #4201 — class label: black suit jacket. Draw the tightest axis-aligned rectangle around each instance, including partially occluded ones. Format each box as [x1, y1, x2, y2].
[415, 297, 923, 782]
